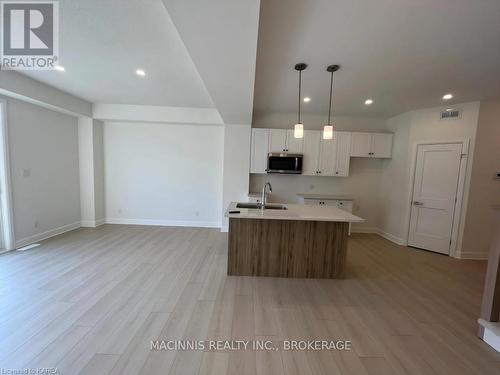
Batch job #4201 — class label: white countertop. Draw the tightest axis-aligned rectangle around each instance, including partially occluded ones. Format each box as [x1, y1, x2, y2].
[225, 202, 364, 223]
[297, 193, 354, 201]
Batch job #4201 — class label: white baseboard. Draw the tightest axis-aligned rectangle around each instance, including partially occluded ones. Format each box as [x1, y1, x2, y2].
[81, 218, 106, 228]
[351, 227, 406, 246]
[15, 221, 82, 248]
[350, 226, 378, 234]
[377, 230, 406, 245]
[105, 218, 221, 229]
[457, 251, 489, 260]
[478, 319, 500, 352]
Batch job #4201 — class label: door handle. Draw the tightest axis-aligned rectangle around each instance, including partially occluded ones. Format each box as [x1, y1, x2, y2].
[413, 201, 424, 206]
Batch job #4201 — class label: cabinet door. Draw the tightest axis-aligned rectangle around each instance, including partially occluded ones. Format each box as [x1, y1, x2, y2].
[372, 133, 393, 158]
[350, 132, 373, 157]
[250, 128, 269, 173]
[336, 200, 353, 212]
[334, 131, 351, 176]
[302, 131, 321, 176]
[269, 129, 288, 152]
[318, 137, 337, 176]
[286, 130, 304, 153]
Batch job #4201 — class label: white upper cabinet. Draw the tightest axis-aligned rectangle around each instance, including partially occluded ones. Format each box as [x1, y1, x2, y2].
[318, 137, 337, 176]
[269, 129, 287, 152]
[269, 129, 303, 153]
[350, 132, 373, 157]
[350, 132, 393, 158]
[249, 128, 392, 176]
[371, 133, 393, 158]
[250, 128, 269, 174]
[302, 131, 321, 176]
[286, 130, 304, 153]
[334, 131, 352, 176]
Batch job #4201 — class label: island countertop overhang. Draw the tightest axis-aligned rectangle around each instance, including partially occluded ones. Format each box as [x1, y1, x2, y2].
[225, 202, 365, 223]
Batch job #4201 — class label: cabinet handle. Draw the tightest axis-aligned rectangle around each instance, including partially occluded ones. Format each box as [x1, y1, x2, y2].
[335, 171, 339, 175]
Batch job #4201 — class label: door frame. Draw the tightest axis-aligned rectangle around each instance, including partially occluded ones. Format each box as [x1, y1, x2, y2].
[0, 99, 15, 251]
[403, 139, 469, 257]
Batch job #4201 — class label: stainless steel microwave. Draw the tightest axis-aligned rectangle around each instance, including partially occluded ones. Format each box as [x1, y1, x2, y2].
[267, 153, 303, 174]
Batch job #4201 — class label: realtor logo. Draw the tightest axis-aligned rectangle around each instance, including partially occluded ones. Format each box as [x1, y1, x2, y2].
[1, 1, 59, 70]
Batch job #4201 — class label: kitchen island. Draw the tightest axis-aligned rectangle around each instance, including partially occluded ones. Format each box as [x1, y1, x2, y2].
[225, 202, 364, 279]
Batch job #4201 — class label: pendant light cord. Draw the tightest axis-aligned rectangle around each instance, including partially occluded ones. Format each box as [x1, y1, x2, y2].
[298, 69, 302, 124]
[328, 70, 334, 125]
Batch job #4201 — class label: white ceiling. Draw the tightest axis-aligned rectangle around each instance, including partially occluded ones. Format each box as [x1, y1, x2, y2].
[162, 0, 261, 124]
[21, 0, 214, 108]
[253, 0, 500, 118]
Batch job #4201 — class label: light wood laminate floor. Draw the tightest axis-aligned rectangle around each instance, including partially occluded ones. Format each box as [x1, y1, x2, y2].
[0, 225, 499, 374]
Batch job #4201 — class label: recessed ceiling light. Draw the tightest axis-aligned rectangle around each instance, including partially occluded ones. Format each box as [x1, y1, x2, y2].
[365, 99, 373, 105]
[54, 65, 65, 72]
[136, 69, 146, 77]
[303, 97, 311, 103]
[442, 93, 453, 100]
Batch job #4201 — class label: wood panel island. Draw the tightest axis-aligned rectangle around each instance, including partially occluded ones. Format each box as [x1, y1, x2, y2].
[225, 202, 364, 279]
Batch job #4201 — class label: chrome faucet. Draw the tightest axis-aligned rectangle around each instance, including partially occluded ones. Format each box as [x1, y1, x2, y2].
[260, 182, 272, 209]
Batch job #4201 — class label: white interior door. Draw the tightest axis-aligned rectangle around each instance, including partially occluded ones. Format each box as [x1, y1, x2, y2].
[408, 143, 463, 255]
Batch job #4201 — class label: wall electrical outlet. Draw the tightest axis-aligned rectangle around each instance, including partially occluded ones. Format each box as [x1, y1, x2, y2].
[21, 168, 30, 177]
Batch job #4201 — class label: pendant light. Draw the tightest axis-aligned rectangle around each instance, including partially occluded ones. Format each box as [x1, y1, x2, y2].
[293, 63, 307, 138]
[323, 64, 340, 140]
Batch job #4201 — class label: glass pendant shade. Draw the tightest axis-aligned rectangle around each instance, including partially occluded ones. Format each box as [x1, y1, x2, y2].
[294, 123, 304, 138]
[323, 125, 334, 140]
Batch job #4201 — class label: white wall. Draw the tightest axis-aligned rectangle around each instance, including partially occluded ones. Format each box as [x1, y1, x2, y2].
[4, 96, 81, 247]
[378, 102, 481, 254]
[93, 121, 105, 222]
[461, 100, 500, 258]
[221, 124, 251, 230]
[104, 121, 224, 227]
[78, 118, 105, 227]
[378, 112, 412, 242]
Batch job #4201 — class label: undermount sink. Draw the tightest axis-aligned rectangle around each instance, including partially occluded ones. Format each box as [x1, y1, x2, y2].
[236, 203, 288, 210]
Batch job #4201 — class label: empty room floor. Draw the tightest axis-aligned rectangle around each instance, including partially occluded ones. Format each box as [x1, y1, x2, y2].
[0, 226, 499, 374]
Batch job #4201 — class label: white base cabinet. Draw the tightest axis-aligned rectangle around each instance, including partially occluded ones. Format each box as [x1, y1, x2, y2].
[303, 198, 353, 234]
